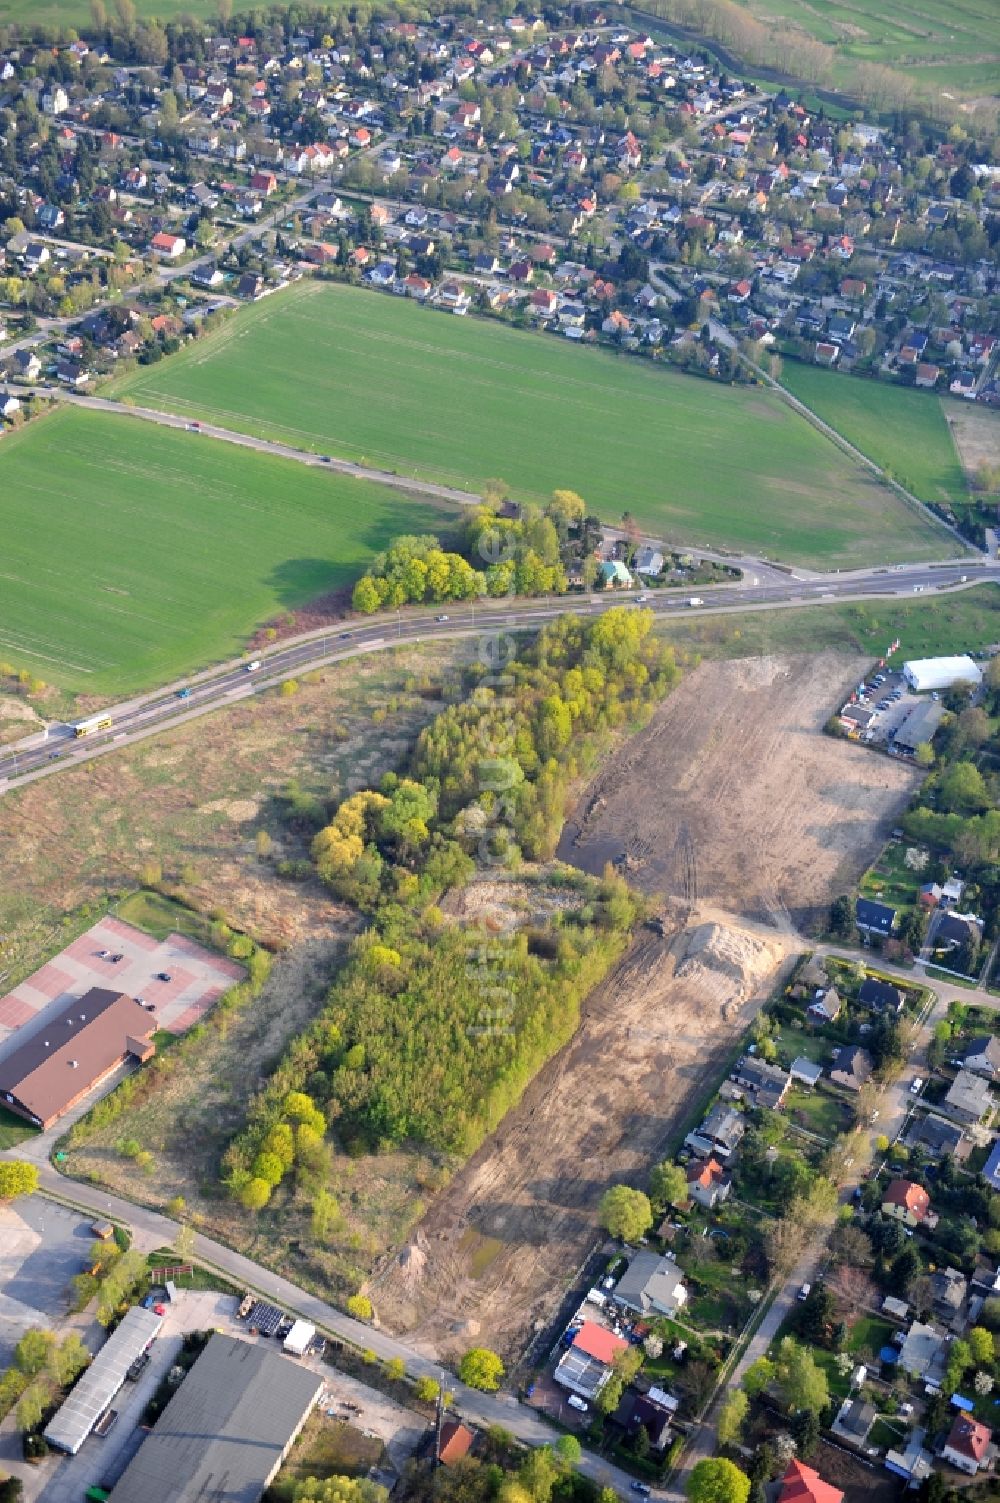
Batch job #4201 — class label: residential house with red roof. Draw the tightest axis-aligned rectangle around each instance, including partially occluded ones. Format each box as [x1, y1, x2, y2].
[776, 1458, 844, 1503]
[942, 1414, 992, 1475]
[881, 1178, 931, 1227]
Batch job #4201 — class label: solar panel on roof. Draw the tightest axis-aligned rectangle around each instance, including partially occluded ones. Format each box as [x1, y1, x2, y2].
[245, 1301, 284, 1335]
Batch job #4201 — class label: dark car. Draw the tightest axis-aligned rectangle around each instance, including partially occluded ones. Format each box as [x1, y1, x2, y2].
[176, 687, 191, 699]
[320, 455, 332, 463]
[155, 972, 172, 982]
[630, 1485, 651, 1497]
[127, 1351, 151, 1381]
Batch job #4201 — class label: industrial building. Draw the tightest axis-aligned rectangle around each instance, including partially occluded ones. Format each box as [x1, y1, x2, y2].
[902, 655, 983, 693]
[893, 699, 944, 754]
[45, 1305, 163, 1455]
[0, 988, 156, 1129]
[107, 1333, 324, 1503]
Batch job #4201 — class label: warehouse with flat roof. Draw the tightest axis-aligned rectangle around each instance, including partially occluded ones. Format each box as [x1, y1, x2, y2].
[0, 988, 156, 1129]
[45, 1305, 163, 1455]
[902, 656, 982, 694]
[107, 1333, 325, 1503]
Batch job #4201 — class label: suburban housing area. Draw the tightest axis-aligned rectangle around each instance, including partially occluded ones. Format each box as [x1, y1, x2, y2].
[0, 2, 998, 1503]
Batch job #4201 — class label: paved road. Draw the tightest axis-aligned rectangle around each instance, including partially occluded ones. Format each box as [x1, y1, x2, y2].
[2, 558, 996, 793]
[667, 952, 957, 1497]
[3, 1160, 644, 1499]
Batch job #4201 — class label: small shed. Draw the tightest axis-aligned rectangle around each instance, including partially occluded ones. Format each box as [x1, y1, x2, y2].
[282, 1320, 316, 1357]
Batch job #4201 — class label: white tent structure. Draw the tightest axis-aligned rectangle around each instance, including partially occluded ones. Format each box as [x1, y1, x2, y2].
[902, 656, 982, 693]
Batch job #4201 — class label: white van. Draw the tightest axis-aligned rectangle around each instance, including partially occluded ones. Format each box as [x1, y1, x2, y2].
[246, 660, 261, 673]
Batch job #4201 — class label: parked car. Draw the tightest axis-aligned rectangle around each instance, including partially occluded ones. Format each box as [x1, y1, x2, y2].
[567, 1395, 589, 1412]
[910, 1077, 924, 1094]
[797, 1283, 811, 1302]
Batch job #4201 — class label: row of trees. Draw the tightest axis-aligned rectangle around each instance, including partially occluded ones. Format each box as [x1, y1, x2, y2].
[228, 611, 673, 1180]
[0, 1327, 90, 1437]
[352, 535, 484, 613]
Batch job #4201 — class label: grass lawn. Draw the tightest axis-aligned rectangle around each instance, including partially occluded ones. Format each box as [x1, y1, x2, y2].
[108, 280, 951, 569]
[0, 405, 453, 694]
[0, 1105, 38, 1150]
[784, 1085, 850, 1140]
[846, 1314, 894, 1355]
[781, 363, 969, 509]
[116, 890, 218, 947]
[654, 582, 1000, 663]
[773, 1023, 830, 1066]
[267, 1412, 384, 1501]
[860, 841, 924, 911]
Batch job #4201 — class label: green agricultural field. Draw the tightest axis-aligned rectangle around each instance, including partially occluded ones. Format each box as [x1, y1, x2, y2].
[109, 281, 952, 567]
[742, 0, 1000, 101]
[0, 0, 220, 26]
[780, 362, 970, 511]
[0, 405, 451, 695]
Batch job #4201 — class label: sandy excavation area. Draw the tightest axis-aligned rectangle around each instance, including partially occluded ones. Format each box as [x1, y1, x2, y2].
[558, 653, 922, 929]
[372, 654, 921, 1360]
[373, 908, 792, 1361]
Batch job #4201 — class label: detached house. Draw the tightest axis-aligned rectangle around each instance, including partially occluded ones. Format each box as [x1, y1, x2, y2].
[612, 1251, 688, 1319]
[881, 1177, 932, 1228]
[858, 979, 903, 1014]
[959, 1036, 1000, 1080]
[941, 1415, 993, 1475]
[944, 1068, 994, 1126]
[830, 1045, 872, 1092]
[731, 1056, 790, 1110]
[686, 1157, 729, 1209]
[807, 986, 841, 1025]
[150, 231, 186, 260]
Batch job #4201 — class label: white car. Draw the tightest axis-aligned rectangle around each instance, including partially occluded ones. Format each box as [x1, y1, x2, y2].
[910, 1077, 924, 1095]
[567, 1395, 589, 1412]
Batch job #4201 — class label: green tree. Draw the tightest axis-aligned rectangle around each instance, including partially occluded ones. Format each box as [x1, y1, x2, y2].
[969, 1326, 993, 1365]
[555, 1434, 582, 1467]
[716, 1389, 748, 1447]
[239, 1178, 272, 1211]
[414, 1375, 440, 1402]
[53, 1333, 89, 1387]
[0, 1162, 38, 1202]
[346, 1293, 373, 1322]
[649, 1161, 687, 1208]
[776, 1337, 829, 1416]
[458, 1347, 505, 1392]
[598, 1184, 653, 1242]
[13, 1330, 56, 1379]
[384, 1357, 406, 1382]
[742, 1356, 774, 1396]
[686, 1457, 751, 1503]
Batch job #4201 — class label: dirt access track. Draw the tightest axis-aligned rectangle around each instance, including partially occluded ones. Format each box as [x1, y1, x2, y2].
[373, 655, 921, 1361]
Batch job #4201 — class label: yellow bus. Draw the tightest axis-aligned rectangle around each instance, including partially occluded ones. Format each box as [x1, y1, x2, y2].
[72, 714, 113, 738]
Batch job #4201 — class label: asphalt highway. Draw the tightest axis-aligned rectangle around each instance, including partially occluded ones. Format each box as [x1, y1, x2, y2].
[1, 558, 995, 793]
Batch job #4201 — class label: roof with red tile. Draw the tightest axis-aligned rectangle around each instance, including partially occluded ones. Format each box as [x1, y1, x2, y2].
[572, 1321, 629, 1365]
[777, 1459, 844, 1503]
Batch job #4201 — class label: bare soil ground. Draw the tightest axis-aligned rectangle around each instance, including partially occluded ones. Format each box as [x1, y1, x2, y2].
[372, 904, 793, 1362]
[369, 653, 920, 1361]
[946, 402, 1000, 480]
[557, 653, 921, 931]
[0, 643, 461, 991]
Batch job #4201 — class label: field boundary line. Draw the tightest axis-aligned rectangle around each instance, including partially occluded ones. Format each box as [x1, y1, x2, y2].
[737, 350, 974, 556]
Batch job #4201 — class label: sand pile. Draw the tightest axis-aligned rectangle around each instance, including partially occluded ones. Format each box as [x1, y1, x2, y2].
[676, 920, 783, 1016]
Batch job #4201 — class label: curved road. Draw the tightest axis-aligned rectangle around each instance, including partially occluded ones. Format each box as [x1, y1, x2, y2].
[2, 559, 996, 793]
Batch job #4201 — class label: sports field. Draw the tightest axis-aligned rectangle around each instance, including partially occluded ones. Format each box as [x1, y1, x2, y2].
[781, 363, 969, 510]
[744, 0, 1000, 101]
[0, 406, 450, 694]
[109, 281, 952, 568]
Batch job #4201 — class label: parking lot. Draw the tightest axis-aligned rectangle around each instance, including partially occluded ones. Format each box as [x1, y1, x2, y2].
[847, 668, 922, 747]
[0, 915, 244, 1050]
[0, 1199, 95, 1367]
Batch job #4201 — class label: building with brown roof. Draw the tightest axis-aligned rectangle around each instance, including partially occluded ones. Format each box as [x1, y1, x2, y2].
[0, 988, 155, 1129]
[437, 1418, 475, 1466]
[881, 1177, 932, 1227]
